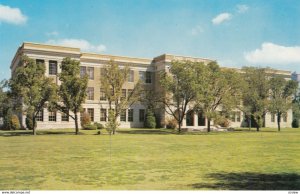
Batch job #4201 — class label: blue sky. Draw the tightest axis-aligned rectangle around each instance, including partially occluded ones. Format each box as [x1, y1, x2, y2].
[1, 0, 300, 80]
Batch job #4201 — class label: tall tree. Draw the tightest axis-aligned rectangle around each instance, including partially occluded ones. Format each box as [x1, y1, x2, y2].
[100, 60, 141, 134]
[160, 60, 206, 133]
[269, 76, 298, 131]
[195, 62, 242, 132]
[241, 67, 270, 132]
[9, 55, 57, 135]
[56, 57, 88, 135]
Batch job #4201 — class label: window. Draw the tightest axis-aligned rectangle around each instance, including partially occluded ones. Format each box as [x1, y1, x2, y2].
[236, 112, 241, 122]
[35, 110, 43, 121]
[145, 72, 152, 83]
[283, 113, 287, 122]
[80, 66, 86, 78]
[128, 109, 133, 122]
[87, 108, 94, 122]
[128, 70, 134, 82]
[87, 67, 94, 80]
[139, 109, 145, 122]
[127, 89, 133, 99]
[139, 71, 145, 82]
[36, 59, 45, 65]
[230, 112, 236, 122]
[61, 108, 69, 122]
[100, 88, 106, 101]
[80, 108, 86, 121]
[87, 87, 94, 100]
[100, 109, 107, 121]
[49, 60, 57, 75]
[121, 89, 126, 101]
[120, 109, 126, 122]
[48, 111, 56, 122]
[271, 114, 275, 122]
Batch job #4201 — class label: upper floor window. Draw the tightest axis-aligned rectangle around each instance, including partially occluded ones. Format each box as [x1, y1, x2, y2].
[87, 67, 94, 80]
[145, 72, 152, 83]
[87, 87, 94, 100]
[80, 66, 86, 78]
[49, 61, 57, 75]
[139, 71, 145, 82]
[36, 59, 45, 65]
[100, 88, 107, 101]
[128, 70, 134, 82]
[121, 89, 126, 101]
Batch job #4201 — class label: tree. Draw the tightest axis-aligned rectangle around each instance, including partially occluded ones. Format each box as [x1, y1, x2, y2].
[100, 60, 141, 134]
[56, 57, 88, 135]
[160, 60, 206, 133]
[195, 62, 242, 132]
[0, 80, 13, 130]
[241, 67, 270, 132]
[9, 55, 57, 135]
[269, 76, 298, 131]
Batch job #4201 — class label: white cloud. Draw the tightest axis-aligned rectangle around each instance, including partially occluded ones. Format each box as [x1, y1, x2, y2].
[237, 4, 249, 13]
[191, 25, 204, 35]
[46, 31, 59, 36]
[0, 4, 27, 25]
[212, 13, 232, 25]
[244, 42, 300, 65]
[46, 39, 106, 53]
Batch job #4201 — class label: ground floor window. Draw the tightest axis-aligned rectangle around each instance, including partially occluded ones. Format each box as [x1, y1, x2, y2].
[36, 110, 43, 121]
[61, 108, 69, 122]
[120, 109, 126, 122]
[48, 111, 56, 122]
[271, 114, 275, 122]
[139, 109, 145, 122]
[87, 108, 94, 122]
[128, 109, 133, 122]
[100, 109, 107, 121]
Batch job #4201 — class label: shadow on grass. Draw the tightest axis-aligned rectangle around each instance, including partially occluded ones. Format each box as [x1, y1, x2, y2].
[189, 172, 300, 190]
[0, 130, 76, 137]
[117, 129, 175, 135]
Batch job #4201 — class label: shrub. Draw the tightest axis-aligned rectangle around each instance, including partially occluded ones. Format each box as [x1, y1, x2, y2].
[83, 124, 97, 130]
[10, 114, 20, 130]
[145, 110, 156, 128]
[166, 118, 177, 129]
[81, 112, 91, 127]
[25, 113, 36, 130]
[292, 119, 299, 128]
[94, 122, 104, 129]
[214, 116, 230, 127]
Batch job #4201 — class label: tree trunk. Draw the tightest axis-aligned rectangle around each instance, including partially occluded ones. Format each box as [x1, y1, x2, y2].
[32, 113, 36, 135]
[178, 120, 181, 134]
[277, 113, 281, 132]
[207, 118, 211, 132]
[74, 112, 79, 135]
[256, 117, 260, 132]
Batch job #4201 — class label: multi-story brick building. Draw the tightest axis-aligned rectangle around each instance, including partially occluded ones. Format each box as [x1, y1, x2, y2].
[10, 42, 293, 129]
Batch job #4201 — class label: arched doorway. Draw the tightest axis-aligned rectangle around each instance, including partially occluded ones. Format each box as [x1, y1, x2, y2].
[198, 112, 206, 126]
[186, 110, 194, 126]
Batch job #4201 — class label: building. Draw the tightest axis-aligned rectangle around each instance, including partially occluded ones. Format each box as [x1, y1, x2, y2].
[10, 42, 293, 129]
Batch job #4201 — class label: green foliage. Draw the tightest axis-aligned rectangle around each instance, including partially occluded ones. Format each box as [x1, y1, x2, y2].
[80, 112, 91, 127]
[213, 116, 230, 127]
[9, 55, 57, 135]
[100, 60, 141, 134]
[83, 124, 97, 130]
[3, 109, 12, 130]
[241, 67, 270, 131]
[105, 110, 119, 134]
[10, 114, 20, 130]
[292, 119, 299, 128]
[94, 122, 104, 129]
[25, 111, 36, 130]
[57, 57, 88, 135]
[145, 109, 156, 128]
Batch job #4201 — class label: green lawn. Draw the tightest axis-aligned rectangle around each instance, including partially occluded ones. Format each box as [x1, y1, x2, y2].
[0, 128, 299, 190]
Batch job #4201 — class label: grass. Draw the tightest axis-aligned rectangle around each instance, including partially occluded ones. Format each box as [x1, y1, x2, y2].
[0, 127, 299, 190]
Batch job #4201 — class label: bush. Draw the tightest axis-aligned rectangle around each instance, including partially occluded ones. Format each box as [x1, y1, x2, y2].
[292, 119, 299, 128]
[94, 122, 104, 129]
[145, 110, 156, 128]
[166, 118, 177, 129]
[10, 114, 20, 130]
[214, 116, 230, 127]
[83, 124, 97, 130]
[25, 113, 36, 130]
[81, 112, 91, 127]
